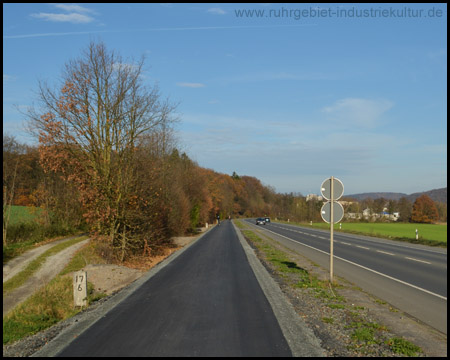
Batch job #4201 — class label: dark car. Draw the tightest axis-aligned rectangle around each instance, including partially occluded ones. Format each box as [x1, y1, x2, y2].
[264, 217, 270, 223]
[256, 217, 266, 225]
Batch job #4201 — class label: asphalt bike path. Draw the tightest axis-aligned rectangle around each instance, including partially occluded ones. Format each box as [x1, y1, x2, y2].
[56, 221, 296, 356]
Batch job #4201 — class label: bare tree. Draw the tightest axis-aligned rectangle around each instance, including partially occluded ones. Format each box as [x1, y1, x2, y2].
[27, 41, 177, 261]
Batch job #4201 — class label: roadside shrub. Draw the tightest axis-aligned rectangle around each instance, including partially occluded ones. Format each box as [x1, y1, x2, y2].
[6, 222, 79, 245]
[6, 222, 44, 244]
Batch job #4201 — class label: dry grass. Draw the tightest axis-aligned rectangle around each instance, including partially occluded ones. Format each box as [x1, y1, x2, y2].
[121, 246, 181, 271]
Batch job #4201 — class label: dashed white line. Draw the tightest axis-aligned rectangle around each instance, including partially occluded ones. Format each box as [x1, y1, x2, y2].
[357, 245, 370, 250]
[405, 257, 431, 265]
[261, 228, 446, 301]
[376, 250, 395, 256]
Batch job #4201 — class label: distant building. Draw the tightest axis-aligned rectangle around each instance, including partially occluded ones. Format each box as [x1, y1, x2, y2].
[306, 194, 323, 202]
[348, 208, 400, 221]
[344, 203, 400, 221]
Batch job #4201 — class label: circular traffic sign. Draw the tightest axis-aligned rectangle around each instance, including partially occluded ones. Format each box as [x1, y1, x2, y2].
[320, 201, 344, 224]
[320, 177, 344, 201]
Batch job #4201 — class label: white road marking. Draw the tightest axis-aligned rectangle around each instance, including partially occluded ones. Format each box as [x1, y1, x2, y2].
[357, 246, 370, 250]
[376, 250, 395, 256]
[405, 257, 431, 265]
[271, 221, 446, 256]
[262, 228, 447, 301]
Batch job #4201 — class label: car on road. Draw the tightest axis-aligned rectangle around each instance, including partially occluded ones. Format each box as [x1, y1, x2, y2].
[256, 217, 266, 225]
[264, 217, 270, 223]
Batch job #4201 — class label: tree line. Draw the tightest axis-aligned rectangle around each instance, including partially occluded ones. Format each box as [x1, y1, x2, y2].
[3, 41, 446, 262]
[3, 131, 307, 260]
[4, 132, 446, 261]
[343, 195, 446, 223]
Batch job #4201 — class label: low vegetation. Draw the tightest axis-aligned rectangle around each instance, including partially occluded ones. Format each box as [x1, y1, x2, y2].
[3, 275, 81, 345]
[3, 235, 88, 295]
[284, 221, 447, 247]
[385, 337, 422, 357]
[3, 239, 107, 345]
[236, 220, 423, 356]
[3, 206, 85, 264]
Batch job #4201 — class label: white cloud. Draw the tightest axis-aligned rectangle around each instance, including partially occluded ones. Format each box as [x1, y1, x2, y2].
[31, 12, 94, 23]
[176, 82, 206, 88]
[321, 98, 394, 128]
[52, 4, 95, 13]
[207, 8, 226, 15]
[30, 4, 96, 24]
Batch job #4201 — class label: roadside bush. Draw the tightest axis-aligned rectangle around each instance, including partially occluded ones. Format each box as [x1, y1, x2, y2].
[3, 221, 84, 264]
[6, 222, 42, 244]
[6, 222, 79, 245]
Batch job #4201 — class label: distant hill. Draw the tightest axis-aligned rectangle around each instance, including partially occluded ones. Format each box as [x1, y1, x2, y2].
[346, 187, 447, 204]
[407, 188, 447, 204]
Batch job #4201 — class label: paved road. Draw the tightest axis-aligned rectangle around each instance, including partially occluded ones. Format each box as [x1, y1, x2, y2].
[56, 221, 295, 357]
[246, 220, 447, 334]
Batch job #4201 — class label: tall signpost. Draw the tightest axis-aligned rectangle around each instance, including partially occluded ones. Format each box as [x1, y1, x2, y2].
[320, 177, 344, 283]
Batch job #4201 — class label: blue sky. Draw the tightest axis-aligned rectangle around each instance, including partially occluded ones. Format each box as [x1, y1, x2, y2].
[3, 3, 447, 195]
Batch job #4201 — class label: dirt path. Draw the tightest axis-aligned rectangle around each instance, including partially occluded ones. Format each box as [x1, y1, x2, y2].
[3, 238, 90, 317]
[3, 236, 86, 284]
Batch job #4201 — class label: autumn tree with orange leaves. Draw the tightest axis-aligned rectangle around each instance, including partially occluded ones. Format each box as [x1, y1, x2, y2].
[28, 41, 177, 261]
[411, 195, 439, 224]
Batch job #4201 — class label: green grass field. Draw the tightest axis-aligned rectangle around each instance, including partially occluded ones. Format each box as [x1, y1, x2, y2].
[279, 220, 447, 246]
[3, 206, 80, 264]
[4, 205, 45, 225]
[309, 222, 446, 244]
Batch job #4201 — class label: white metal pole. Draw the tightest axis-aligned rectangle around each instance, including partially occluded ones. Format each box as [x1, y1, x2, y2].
[330, 176, 334, 283]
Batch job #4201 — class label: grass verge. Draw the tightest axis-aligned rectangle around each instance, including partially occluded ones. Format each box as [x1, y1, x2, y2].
[385, 337, 422, 356]
[235, 220, 423, 356]
[3, 226, 85, 265]
[3, 236, 89, 295]
[3, 240, 108, 345]
[277, 220, 447, 247]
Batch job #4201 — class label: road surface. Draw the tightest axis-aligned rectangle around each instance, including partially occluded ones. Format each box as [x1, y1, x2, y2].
[55, 221, 323, 357]
[246, 220, 447, 334]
